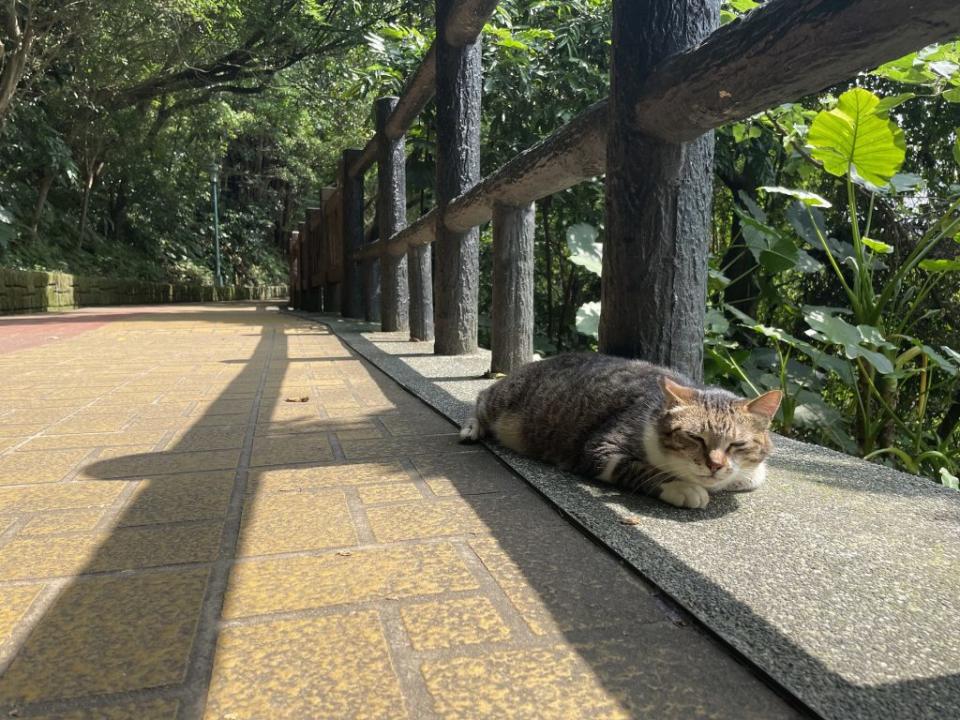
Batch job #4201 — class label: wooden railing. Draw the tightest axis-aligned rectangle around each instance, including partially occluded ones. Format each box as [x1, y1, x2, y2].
[289, 0, 960, 378]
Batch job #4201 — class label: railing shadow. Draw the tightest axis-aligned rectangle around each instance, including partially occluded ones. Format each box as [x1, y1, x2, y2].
[0, 306, 284, 717]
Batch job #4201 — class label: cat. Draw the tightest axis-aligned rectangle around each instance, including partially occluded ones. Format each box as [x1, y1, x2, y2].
[459, 352, 782, 509]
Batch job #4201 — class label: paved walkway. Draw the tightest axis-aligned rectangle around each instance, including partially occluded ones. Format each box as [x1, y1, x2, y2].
[0, 303, 801, 719]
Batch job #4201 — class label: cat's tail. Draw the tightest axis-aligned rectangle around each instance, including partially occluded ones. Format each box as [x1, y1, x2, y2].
[459, 388, 491, 443]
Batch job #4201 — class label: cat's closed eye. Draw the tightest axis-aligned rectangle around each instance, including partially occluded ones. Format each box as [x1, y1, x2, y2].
[684, 432, 706, 446]
[727, 441, 748, 450]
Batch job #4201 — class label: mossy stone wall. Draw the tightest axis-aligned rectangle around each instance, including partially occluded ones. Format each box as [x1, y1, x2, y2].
[0, 268, 287, 314]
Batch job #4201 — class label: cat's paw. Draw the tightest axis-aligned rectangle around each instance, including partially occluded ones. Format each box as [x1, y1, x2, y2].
[724, 463, 766, 492]
[658, 480, 710, 509]
[459, 417, 482, 443]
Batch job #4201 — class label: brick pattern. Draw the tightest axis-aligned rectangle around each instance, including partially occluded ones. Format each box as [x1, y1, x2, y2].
[0, 304, 800, 719]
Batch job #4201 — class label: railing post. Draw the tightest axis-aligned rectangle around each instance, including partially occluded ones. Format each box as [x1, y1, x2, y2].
[408, 238, 434, 342]
[289, 230, 300, 309]
[434, 0, 482, 355]
[320, 187, 340, 314]
[305, 207, 323, 312]
[362, 217, 381, 323]
[375, 96, 409, 332]
[297, 220, 307, 312]
[600, 0, 718, 381]
[340, 149, 364, 319]
[491, 202, 535, 374]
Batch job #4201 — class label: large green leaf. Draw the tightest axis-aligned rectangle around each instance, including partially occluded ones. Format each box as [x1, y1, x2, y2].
[803, 309, 894, 374]
[565, 223, 602, 276]
[918, 259, 960, 272]
[807, 88, 906, 186]
[726, 306, 853, 383]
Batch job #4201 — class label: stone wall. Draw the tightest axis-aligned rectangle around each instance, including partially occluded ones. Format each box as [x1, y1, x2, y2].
[0, 268, 287, 314]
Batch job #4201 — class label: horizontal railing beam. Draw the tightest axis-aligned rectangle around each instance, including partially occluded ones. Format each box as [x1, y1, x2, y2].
[356, 0, 960, 258]
[635, 0, 960, 143]
[355, 101, 606, 259]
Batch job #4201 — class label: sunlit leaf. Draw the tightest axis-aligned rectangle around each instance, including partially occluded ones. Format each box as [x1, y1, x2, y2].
[940, 468, 960, 490]
[930, 60, 959, 78]
[807, 88, 906, 186]
[918, 259, 960, 272]
[862, 237, 894, 254]
[758, 186, 832, 208]
[575, 301, 601, 338]
[875, 93, 915, 115]
[565, 223, 602, 276]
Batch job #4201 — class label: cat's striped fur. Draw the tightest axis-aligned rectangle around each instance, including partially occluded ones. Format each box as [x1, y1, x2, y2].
[460, 353, 781, 509]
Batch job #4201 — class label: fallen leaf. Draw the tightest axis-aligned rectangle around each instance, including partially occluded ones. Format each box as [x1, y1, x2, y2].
[284, 396, 310, 403]
[335, 551, 352, 557]
[618, 517, 641, 525]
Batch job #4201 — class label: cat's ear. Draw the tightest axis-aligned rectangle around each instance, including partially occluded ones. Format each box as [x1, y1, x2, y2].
[662, 377, 698, 406]
[745, 390, 783, 421]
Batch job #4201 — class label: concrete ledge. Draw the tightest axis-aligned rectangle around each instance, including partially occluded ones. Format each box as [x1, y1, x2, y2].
[305, 312, 960, 720]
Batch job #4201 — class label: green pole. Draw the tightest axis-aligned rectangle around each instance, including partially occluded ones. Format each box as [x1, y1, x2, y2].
[210, 162, 223, 288]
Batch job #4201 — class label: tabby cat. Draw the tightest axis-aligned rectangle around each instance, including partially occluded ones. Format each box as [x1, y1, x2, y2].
[460, 353, 781, 509]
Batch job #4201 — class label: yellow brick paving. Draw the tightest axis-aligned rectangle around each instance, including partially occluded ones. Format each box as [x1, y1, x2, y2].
[0, 304, 800, 719]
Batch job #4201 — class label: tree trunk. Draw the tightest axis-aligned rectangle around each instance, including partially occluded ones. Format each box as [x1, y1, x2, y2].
[0, 6, 34, 124]
[78, 175, 94, 245]
[600, 0, 719, 381]
[30, 170, 54, 239]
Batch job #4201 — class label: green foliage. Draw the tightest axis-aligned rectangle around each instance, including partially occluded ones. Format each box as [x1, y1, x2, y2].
[808, 88, 906, 187]
[0, 0, 405, 283]
[707, 83, 960, 485]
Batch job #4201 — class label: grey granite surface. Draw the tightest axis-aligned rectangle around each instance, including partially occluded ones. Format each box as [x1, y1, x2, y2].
[306, 313, 960, 720]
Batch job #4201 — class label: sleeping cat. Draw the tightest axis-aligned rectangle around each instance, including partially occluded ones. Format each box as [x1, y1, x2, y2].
[460, 353, 781, 509]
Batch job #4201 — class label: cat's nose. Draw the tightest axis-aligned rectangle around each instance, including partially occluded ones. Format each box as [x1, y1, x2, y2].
[706, 451, 727, 473]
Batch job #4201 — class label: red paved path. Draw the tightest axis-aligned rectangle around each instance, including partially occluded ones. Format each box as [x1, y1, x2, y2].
[0, 306, 183, 354]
